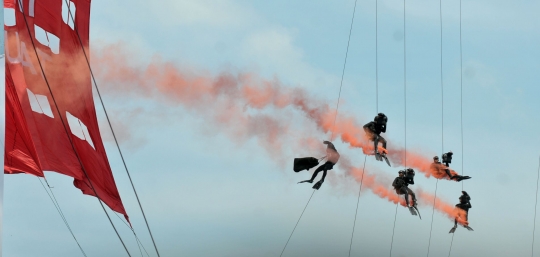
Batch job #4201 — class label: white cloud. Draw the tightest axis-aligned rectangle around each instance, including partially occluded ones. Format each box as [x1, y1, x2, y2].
[146, 0, 257, 28]
[381, 0, 540, 32]
[242, 27, 339, 92]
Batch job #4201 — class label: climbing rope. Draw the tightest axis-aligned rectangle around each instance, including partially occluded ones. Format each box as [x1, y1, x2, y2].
[279, 190, 316, 257]
[375, 0, 379, 113]
[389, 203, 400, 256]
[448, 1, 464, 256]
[426, 1, 444, 256]
[332, 0, 359, 139]
[348, 155, 368, 257]
[389, 1, 406, 255]
[531, 156, 540, 257]
[279, 1, 358, 255]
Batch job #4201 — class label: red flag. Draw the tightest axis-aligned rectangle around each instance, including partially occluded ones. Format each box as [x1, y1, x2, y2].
[4, 0, 128, 219]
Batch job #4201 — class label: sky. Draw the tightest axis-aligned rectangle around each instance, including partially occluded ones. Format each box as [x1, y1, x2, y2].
[3, 0, 540, 256]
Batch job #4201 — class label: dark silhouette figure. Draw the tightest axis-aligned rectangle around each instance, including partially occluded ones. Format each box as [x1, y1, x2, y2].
[430, 156, 471, 181]
[392, 169, 418, 210]
[363, 113, 388, 155]
[442, 151, 453, 167]
[298, 141, 340, 190]
[449, 191, 473, 233]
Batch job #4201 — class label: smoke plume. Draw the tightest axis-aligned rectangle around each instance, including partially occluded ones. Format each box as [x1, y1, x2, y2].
[90, 43, 467, 224]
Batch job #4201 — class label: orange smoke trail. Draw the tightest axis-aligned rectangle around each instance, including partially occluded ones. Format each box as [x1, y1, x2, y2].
[88, 43, 461, 181]
[338, 157, 467, 224]
[91, 43, 466, 224]
[416, 189, 469, 226]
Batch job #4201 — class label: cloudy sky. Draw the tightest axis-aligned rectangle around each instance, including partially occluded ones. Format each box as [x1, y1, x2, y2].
[3, 0, 540, 256]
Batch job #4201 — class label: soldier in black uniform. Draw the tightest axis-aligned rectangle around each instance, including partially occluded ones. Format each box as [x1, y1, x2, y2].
[431, 156, 471, 181]
[442, 151, 453, 167]
[392, 169, 417, 208]
[449, 191, 473, 233]
[363, 113, 388, 155]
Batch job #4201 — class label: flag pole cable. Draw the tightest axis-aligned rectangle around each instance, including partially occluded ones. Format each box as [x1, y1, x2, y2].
[62, 1, 161, 256]
[15, 1, 132, 256]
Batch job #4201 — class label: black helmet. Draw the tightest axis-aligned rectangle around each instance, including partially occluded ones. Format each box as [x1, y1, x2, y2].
[375, 113, 388, 123]
[433, 156, 439, 160]
[398, 170, 405, 174]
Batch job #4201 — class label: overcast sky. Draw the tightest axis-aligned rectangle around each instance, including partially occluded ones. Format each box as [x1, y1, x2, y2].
[3, 0, 540, 256]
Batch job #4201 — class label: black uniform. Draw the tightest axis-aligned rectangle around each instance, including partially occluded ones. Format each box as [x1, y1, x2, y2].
[454, 191, 471, 227]
[442, 151, 453, 167]
[392, 169, 417, 207]
[363, 113, 388, 154]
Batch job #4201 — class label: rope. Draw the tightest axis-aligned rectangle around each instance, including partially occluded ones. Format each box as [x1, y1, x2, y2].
[426, 180, 439, 257]
[375, 0, 379, 113]
[112, 210, 151, 257]
[62, 2, 161, 256]
[280, 1, 358, 255]
[426, 1, 443, 256]
[389, 2, 406, 255]
[279, 190, 316, 257]
[404, 0, 407, 169]
[15, 1, 131, 255]
[389, 203, 399, 256]
[37, 178, 88, 257]
[532, 156, 540, 257]
[331, 0, 359, 139]
[348, 155, 368, 257]
[448, 234, 455, 257]
[449, 1, 463, 255]
[460, 0, 464, 192]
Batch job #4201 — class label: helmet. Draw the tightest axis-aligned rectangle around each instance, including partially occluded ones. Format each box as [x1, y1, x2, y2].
[374, 113, 388, 124]
[398, 170, 405, 174]
[433, 156, 439, 160]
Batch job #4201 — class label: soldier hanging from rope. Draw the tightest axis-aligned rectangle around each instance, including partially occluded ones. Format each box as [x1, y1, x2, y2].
[449, 191, 473, 233]
[297, 141, 340, 190]
[392, 169, 421, 218]
[430, 154, 471, 181]
[363, 113, 390, 166]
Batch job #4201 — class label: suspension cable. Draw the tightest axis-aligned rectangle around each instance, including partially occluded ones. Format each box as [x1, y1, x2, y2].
[389, 2, 406, 255]
[15, 1, 131, 255]
[62, 1, 160, 256]
[37, 178, 87, 257]
[532, 156, 540, 257]
[279, 190, 316, 257]
[348, 155, 368, 257]
[375, 0, 379, 113]
[112, 209, 151, 257]
[332, 0, 359, 139]
[427, 1, 443, 256]
[448, 1, 463, 256]
[280, 1, 358, 255]
[389, 203, 399, 256]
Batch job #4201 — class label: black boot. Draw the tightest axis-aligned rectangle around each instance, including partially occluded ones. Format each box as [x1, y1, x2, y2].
[313, 180, 324, 190]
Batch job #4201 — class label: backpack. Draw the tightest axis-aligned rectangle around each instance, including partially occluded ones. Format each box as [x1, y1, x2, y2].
[293, 157, 319, 172]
